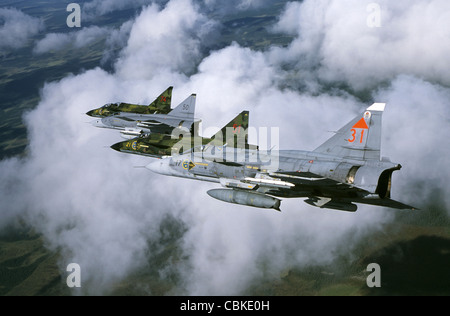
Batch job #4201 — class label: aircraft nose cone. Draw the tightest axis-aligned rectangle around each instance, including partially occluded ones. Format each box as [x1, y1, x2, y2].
[146, 159, 167, 175]
[145, 160, 160, 173]
[86, 110, 95, 117]
[91, 119, 106, 128]
[110, 142, 122, 152]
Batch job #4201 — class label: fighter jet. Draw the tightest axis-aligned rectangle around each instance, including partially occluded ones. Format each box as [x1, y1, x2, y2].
[88, 88, 201, 139]
[144, 103, 417, 212]
[110, 110, 256, 158]
[86, 86, 173, 118]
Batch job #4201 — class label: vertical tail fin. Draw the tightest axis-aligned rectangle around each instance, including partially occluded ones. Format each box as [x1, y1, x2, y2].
[209, 111, 251, 148]
[313, 103, 385, 161]
[149, 86, 173, 112]
[168, 94, 196, 119]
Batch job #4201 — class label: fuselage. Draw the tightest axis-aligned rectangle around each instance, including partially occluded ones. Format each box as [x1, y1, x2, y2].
[146, 147, 400, 201]
[92, 112, 200, 130]
[86, 102, 170, 118]
[90, 112, 201, 140]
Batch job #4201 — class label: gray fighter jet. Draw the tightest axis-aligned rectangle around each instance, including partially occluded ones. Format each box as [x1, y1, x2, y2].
[89, 92, 200, 139]
[144, 103, 417, 212]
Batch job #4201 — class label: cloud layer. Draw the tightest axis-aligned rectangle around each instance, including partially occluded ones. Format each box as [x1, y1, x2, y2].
[1, 0, 449, 295]
[115, 0, 220, 80]
[270, 0, 450, 90]
[0, 7, 44, 51]
[33, 26, 110, 54]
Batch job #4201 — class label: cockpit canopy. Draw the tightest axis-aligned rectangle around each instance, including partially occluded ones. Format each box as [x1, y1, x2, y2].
[102, 102, 121, 108]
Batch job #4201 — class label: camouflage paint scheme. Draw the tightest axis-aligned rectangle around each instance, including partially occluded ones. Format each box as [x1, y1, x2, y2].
[110, 111, 256, 158]
[87, 88, 200, 139]
[86, 86, 173, 118]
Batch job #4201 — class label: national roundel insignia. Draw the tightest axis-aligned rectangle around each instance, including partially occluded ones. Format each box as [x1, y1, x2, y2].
[182, 160, 195, 170]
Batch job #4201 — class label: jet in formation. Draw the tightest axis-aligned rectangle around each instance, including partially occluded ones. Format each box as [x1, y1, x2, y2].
[86, 86, 200, 139]
[89, 88, 415, 212]
[143, 103, 415, 212]
[110, 110, 257, 158]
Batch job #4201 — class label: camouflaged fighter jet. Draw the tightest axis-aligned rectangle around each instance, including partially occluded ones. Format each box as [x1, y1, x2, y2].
[144, 103, 417, 212]
[87, 87, 201, 139]
[110, 110, 256, 158]
[87, 86, 173, 118]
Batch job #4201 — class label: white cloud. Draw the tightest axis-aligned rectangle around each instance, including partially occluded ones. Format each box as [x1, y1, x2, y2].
[33, 26, 110, 54]
[33, 33, 73, 54]
[1, 0, 449, 295]
[201, 0, 274, 14]
[374, 75, 450, 208]
[82, 0, 158, 20]
[270, 0, 450, 90]
[115, 0, 220, 80]
[82, 0, 275, 19]
[0, 8, 44, 51]
[101, 20, 134, 65]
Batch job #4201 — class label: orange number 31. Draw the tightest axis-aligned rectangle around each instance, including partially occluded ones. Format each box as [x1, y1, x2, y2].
[348, 129, 365, 143]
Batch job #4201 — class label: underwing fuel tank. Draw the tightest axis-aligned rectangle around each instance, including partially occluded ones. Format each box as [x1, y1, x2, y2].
[207, 189, 281, 211]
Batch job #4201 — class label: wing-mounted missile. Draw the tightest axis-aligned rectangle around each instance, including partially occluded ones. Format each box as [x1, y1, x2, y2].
[219, 178, 256, 190]
[241, 176, 295, 189]
[218, 173, 295, 201]
[137, 121, 163, 128]
[207, 189, 281, 211]
[120, 127, 148, 139]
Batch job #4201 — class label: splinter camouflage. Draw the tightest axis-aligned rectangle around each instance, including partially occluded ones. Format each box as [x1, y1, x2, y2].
[110, 111, 257, 158]
[86, 86, 173, 118]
